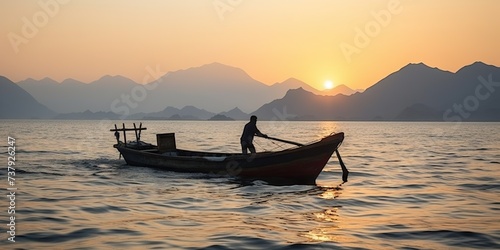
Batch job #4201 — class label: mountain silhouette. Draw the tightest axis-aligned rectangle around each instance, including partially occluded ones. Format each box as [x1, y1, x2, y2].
[344, 62, 456, 119]
[139, 62, 268, 113]
[269, 78, 321, 95]
[18, 75, 138, 113]
[0, 76, 55, 119]
[320, 84, 358, 96]
[209, 114, 235, 121]
[252, 88, 350, 120]
[252, 62, 500, 121]
[217, 107, 249, 120]
[270, 78, 358, 96]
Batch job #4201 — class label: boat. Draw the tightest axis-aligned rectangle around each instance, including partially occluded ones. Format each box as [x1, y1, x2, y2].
[111, 123, 348, 185]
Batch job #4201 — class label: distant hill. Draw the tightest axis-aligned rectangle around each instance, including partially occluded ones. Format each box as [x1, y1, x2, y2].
[54, 106, 247, 121]
[209, 114, 235, 121]
[217, 107, 249, 120]
[270, 78, 321, 95]
[271, 78, 359, 96]
[252, 62, 500, 121]
[139, 106, 215, 120]
[18, 75, 138, 113]
[0, 76, 55, 119]
[55, 110, 120, 120]
[320, 84, 358, 96]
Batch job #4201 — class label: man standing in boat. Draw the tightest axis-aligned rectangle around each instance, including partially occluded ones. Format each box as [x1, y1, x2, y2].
[241, 115, 268, 154]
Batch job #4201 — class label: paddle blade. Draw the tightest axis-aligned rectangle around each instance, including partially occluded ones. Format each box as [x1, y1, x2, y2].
[335, 150, 349, 182]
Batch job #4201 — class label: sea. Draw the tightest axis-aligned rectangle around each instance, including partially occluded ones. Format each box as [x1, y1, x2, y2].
[1, 120, 499, 250]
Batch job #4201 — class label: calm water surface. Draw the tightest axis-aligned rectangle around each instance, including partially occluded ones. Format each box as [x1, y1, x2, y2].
[1, 120, 499, 249]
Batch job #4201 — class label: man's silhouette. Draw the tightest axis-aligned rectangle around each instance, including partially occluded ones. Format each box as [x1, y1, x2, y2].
[240, 115, 267, 154]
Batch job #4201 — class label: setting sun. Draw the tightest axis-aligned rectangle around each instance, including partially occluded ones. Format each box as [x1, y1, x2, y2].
[324, 80, 334, 90]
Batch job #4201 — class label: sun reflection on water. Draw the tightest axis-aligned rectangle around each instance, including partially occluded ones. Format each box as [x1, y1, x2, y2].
[301, 185, 344, 243]
[319, 185, 343, 200]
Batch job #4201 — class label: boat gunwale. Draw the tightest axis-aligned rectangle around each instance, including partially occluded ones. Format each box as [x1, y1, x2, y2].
[114, 132, 344, 161]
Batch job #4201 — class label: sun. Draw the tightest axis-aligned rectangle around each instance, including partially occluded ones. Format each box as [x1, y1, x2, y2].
[324, 80, 334, 90]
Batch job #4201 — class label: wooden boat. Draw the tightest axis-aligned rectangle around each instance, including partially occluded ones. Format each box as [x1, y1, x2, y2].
[111, 123, 348, 185]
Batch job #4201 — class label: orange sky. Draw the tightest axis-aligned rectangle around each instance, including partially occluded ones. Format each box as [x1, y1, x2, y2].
[1, 0, 499, 90]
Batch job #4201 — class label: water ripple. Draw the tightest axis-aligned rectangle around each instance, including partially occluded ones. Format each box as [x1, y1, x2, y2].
[374, 230, 500, 249]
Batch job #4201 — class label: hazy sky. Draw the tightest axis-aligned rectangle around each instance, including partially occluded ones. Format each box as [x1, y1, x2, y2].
[1, 0, 499, 90]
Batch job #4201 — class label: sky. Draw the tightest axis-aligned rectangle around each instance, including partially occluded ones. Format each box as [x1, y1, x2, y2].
[1, 0, 499, 91]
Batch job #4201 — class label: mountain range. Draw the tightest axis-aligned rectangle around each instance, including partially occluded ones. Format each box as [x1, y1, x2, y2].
[17, 62, 356, 115]
[2, 61, 499, 121]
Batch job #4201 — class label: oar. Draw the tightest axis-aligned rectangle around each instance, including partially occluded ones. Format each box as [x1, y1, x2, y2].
[261, 135, 304, 147]
[336, 149, 349, 182]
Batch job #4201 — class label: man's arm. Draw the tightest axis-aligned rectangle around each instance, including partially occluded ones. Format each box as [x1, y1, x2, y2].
[255, 127, 268, 138]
